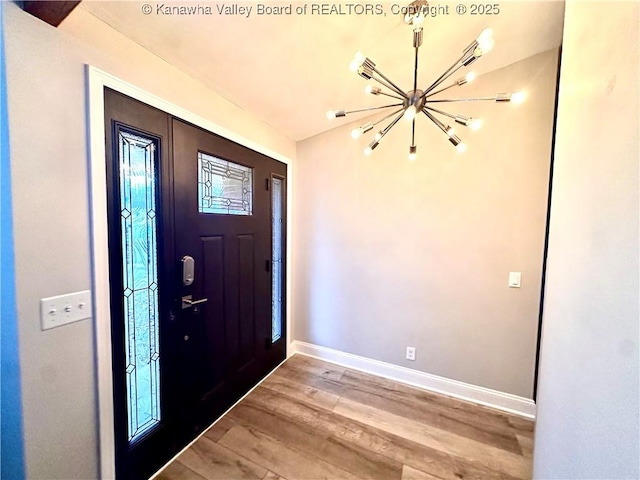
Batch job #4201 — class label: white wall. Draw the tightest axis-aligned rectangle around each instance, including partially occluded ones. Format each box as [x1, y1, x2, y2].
[533, 2, 640, 478]
[2, 3, 295, 479]
[294, 49, 559, 399]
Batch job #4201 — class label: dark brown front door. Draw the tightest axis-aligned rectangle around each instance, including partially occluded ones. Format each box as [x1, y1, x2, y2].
[171, 118, 287, 436]
[104, 89, 287, 479]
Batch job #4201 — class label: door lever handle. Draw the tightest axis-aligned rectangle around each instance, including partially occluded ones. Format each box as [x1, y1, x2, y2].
[181, 295, 208, 309]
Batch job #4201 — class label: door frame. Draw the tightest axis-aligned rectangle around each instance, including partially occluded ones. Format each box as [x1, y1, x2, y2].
[86, 65, 294, 479]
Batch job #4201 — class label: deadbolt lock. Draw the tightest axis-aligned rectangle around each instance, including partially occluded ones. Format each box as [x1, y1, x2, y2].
[181, 255, 195, 286]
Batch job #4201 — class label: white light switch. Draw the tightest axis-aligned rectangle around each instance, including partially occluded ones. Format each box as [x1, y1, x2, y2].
[508, 272, 522, 288]
[40, 290, 92, 330]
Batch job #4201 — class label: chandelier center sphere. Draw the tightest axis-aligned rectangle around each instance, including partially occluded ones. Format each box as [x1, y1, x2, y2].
[405, 90, 426, 111]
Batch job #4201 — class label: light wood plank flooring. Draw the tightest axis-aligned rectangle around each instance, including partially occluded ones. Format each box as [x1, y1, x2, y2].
[156, 355, 534, 480]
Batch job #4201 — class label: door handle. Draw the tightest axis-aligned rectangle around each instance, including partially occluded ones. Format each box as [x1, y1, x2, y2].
[181, 295, 208, 309]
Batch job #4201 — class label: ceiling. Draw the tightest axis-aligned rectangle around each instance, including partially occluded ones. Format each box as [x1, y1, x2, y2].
[74, 1, 565, 141]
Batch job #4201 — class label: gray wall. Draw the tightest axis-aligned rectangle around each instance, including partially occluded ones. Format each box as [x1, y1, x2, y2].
[533, 2, 640, 478]
[2, 3, 294, 478]
[293, 49, 559, 399]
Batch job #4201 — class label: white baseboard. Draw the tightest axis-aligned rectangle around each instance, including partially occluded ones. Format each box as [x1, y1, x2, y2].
[290, 340, 536, 419]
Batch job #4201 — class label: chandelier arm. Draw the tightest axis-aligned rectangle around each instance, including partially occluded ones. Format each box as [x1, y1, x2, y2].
[411, 118, 416, 147]
[372, 67, 408, 98]
[422, 109, 450, 135]
[372, 107, 406, 127]
[424, 106, 456, 120]
[419, 51, 467, 98]
[370, 75, 408, 98]
[426, 96, 496, 103]
[425, 82, 458, 98]
[422, 63, 465, 97]
[378, 91, 405, 101]
[413, 46, 419, 93]
[424, 109, 466, 151]
[377, 110, 405, 141]
[344, 103, 404, 115]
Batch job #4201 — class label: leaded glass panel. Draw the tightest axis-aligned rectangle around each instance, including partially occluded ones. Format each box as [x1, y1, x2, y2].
[118, 130, 161, 443]
[198, 152, 253, 215]
[271, 177, 283, 343]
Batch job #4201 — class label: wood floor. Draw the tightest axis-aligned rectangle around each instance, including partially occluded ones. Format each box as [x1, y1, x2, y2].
[156, 355, 534, 480]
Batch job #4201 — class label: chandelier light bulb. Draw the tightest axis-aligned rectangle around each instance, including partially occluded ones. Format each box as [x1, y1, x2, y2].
[365, 85, 381, 95]
[408, 145, 417, 161]
[374, 131, 383, 141]
[364, 140, 379, 156]
[352, 122, 374, 138]
[511, 91, 527, 104]
[327, 109, 345, 119]
[469, 118, 483, 131]
[349, 51, 366, 72]
[457, 71, 477, 86]
[403, 0, 427, 26]
[351, 122, 374, 139]
[445, 126, 455, 137]
[454, 115, 480, 130]
[477, 28, 493, 44]
[478, 36, 495, 54]
[404, 105, 417, 121]
[456, 142, 468, 153]
[469, 28, 494, 57]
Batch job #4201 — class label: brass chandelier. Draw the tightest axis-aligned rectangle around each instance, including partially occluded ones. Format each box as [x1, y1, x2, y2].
[326, 0, 525, 160]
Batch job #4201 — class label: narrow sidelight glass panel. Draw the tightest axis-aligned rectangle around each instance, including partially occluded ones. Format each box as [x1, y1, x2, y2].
[198, 152, 253, 215]
[118, 130, 161, 443]
[271, 177, 284, 342]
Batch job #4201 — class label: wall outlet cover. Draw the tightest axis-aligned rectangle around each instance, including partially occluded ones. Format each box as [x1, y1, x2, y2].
[406, 346, 416, 361]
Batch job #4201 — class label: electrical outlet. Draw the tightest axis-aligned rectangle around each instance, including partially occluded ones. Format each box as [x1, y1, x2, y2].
[406, 346, 416, 361]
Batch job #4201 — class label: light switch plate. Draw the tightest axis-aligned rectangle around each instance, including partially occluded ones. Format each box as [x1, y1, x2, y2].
[40, 290, 92, 330]
[508, 272, 522, 288]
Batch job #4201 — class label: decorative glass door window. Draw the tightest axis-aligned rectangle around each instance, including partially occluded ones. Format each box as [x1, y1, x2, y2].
[271, 177, 284, 342]
[198, 152, 253, 215]
[118, 130, 161, 443]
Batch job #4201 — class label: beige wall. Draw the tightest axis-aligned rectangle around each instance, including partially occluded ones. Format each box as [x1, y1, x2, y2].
[533, 2, 639, 478]
[294, 49, 559, 399]
[2, 3, 295, 479]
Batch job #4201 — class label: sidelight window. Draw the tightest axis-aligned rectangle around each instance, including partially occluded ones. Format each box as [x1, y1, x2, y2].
[271, 177, 284, 342]
[118, 130, 161, 443]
